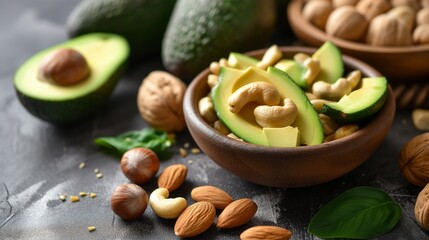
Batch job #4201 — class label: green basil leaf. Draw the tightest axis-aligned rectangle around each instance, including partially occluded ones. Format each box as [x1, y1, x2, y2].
[308, 186, 402, 239]
[94, 128, 173, 157]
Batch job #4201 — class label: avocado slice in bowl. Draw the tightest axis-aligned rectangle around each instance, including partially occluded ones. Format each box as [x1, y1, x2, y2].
[14, 33, 130, 124]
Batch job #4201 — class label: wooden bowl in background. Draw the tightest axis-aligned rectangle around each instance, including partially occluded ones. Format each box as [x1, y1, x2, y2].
[288, 0, 429, 82]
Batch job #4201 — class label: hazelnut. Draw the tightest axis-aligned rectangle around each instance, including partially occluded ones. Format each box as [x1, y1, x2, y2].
[415, 183, 429, 230]
[38, 48, 90, 85]
[302, 0, 333, 29]
[111, 183, 148, 220]
[325, 6, 369, 41]
[120, 148, 160, 184]
[399, 132, 429, 186]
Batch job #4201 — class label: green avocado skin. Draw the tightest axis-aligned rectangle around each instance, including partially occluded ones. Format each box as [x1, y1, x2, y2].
[67, 0, 176, 59]
[162, 0, 276, 80]
[15, 63, 125, 125]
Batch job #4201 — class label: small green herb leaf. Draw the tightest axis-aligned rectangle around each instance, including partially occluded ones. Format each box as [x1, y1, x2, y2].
[308, 186, 402, 239]
[94, 128, 173, 157]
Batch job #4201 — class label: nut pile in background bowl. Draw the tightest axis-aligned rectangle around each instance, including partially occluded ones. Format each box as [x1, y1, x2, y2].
[288, 0, 429, 81]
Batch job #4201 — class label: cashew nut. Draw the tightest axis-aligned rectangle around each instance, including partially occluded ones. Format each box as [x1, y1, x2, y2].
[198, 96, 218, 124]
[257, 45, 282, 70]
[149, 188, 187, 219]
[334, 124, 359, 140]
[228, 82, 281, 113]
[346, 70, 361, 90]
[207, 74, 218, 88]
[227, 133, 244, 141]
[293, 53, 320, 86]
[311, 99, 334, 113]
[254, 98, 298, 128]
[312, 70, 362, 101]
[213, 120, 230, 135]
[319, 114, 340, 135]
[312, 78, 352, 101]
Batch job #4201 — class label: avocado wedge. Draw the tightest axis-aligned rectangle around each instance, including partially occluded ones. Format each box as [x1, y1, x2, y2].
[14, 33, 130, 124]
[321, 77, 388, 125]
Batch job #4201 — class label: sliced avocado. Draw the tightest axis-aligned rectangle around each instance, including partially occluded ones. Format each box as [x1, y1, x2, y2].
[212, 66, 323, 146]
[67, 0, 176, 59]
[312, 41, 344, 83]
[14, 33, 130, 124]
[321, 77, 388, 124]
[274, 59, 306, 89]
[227, 52, 259, 70]
[263, 126, 301, 147]
[162, 0, 276, 79]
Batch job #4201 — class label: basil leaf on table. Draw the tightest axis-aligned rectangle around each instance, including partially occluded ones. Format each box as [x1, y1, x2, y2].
[94, 128, 173, 157]
[308, 186, 402, 239]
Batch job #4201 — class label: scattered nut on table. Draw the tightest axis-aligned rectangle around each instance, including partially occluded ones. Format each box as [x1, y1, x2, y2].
[137, 71, 187, 132]
[399, 132, 429, 186]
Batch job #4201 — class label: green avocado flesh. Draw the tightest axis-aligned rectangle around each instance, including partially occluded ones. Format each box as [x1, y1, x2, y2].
[321, 77, 388, 124]
[312, 41, 343, 84]
[14, 33, 129, 124]
[211, 66, 323, 147]
[227, 52, 259, 70]
[274, 59, 306, 89]
[274, 41, 343, 89]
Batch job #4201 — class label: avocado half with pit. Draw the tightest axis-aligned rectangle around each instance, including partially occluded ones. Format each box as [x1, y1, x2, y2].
[212, 66, 324, 147]
[14, 33, 130, 124]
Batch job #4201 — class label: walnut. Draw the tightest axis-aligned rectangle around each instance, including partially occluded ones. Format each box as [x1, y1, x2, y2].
[137, 71, 187, 132]
[399, 132, 429, 186]
[325, 6, 369, 41]
[366, 14, 413, 46]
[356, 0, 391, 21]
[415, 183, 429, 230]
[302, 0, 333, 30]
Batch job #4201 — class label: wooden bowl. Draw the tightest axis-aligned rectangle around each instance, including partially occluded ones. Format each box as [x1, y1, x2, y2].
[288, 0, 429, 82]
[183, 46, 396, 188]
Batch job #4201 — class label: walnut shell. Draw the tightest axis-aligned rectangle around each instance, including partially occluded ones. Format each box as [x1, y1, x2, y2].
[325, 6, 369, 41]
[137, 71, 187, 132]
[366, 14, 413, 46]
[303, 0, 333, 30]
[391, 0, 421, 12]
[399, 132, 429, 186]
[356, 0, 391, 21]
[415, 183, 429, 230]
[413, 24, 429, 44]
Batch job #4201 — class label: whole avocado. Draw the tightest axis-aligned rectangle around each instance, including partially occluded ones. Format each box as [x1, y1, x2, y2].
[162, 0, 276, 79]
[67, 0, 176, 59]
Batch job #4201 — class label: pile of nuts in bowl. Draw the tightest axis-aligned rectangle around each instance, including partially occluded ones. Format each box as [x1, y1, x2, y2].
[302, 0, 429, 46]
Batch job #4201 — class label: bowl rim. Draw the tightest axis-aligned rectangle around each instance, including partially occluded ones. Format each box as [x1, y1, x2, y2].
[184, 46, 396, 155]
[288, 0, 429, 54]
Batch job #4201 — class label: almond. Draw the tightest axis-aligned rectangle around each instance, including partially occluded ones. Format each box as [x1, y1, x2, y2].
[216, 198, 257, 229]
[191, 185, 233, 209]
[174, 201, 216, 237]
[157, 164, 187, 191]
[240, 226, 292, 240]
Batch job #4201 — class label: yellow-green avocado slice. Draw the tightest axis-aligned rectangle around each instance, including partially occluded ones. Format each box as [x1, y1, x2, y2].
[14, 33, 129, 124]
[321, 77, 388, 125]
[211, 66, 324, 146]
